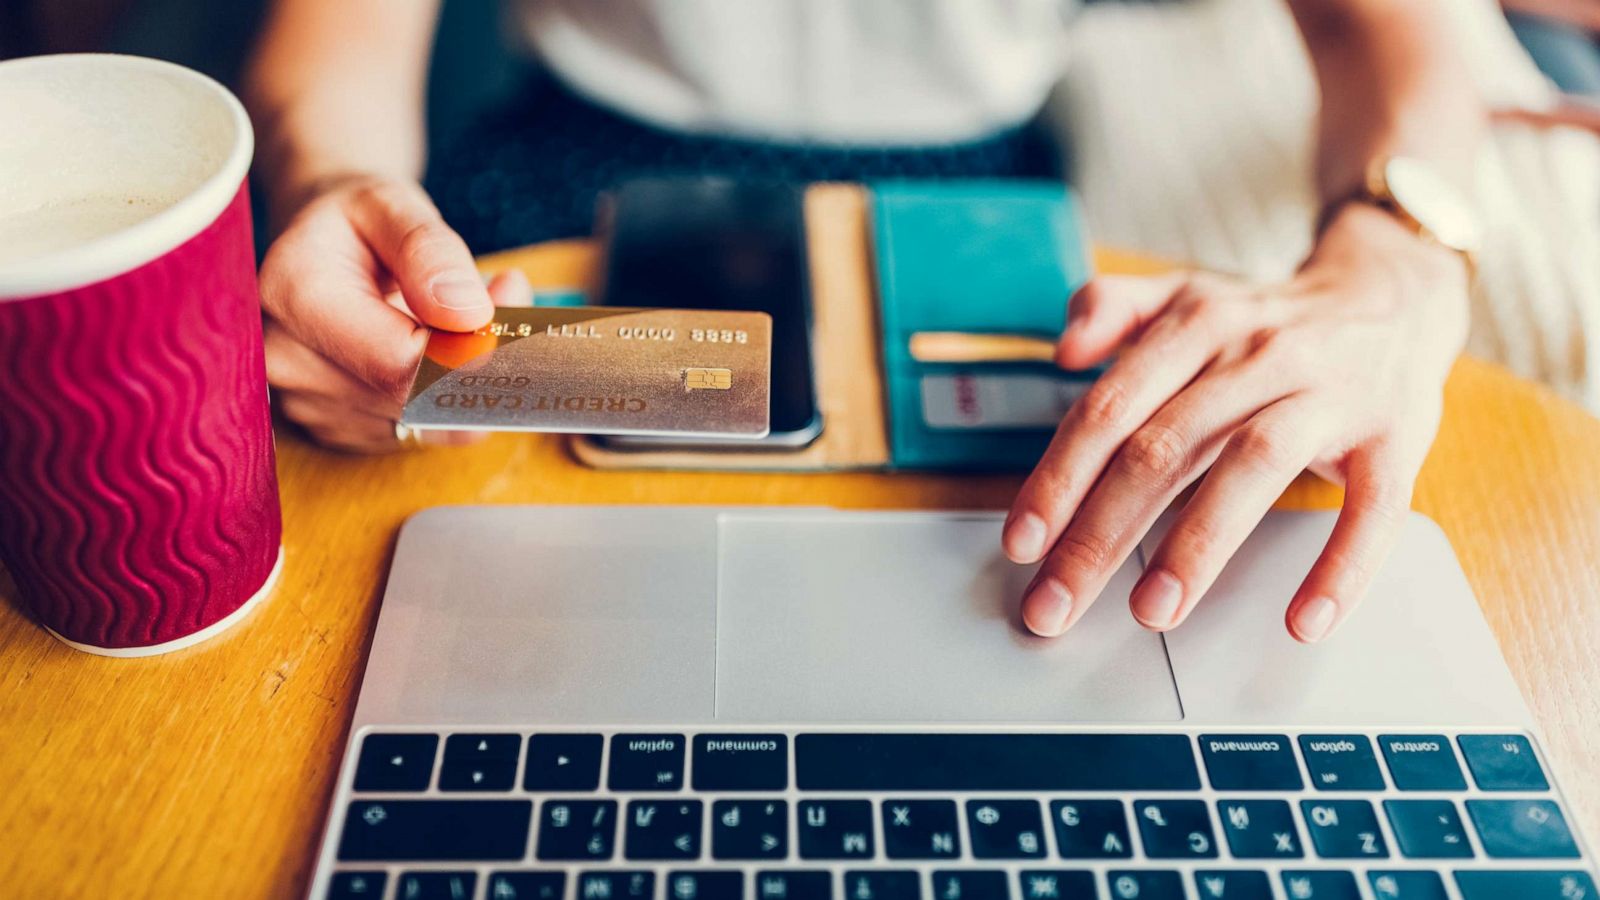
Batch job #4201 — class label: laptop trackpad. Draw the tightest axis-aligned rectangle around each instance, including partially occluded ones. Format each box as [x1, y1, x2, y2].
[715, 512, 1182, 722]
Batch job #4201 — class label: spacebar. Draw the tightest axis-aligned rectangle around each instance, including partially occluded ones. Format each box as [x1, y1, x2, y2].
[795, 733, 1200, 791]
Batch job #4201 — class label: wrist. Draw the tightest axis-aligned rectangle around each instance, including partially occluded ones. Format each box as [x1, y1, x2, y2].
[1318, 155, 1482, 274]
[250, 108, 421, 232]
[1296, 203, 1472, 367]
[1308, 200, 1471, 288]
[257, 150, 404, 235]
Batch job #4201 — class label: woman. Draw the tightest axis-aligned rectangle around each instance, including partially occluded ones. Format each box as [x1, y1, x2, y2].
[247, 0, 1484, 644]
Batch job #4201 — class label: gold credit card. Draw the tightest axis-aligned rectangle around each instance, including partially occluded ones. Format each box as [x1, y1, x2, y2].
[401, 307, 772, 437]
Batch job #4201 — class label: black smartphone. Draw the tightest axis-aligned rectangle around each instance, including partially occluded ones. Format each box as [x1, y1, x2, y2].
[593, 178, 822, 449]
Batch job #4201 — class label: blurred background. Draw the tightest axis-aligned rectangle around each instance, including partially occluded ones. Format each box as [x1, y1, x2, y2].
[4, 0, 1598, 409]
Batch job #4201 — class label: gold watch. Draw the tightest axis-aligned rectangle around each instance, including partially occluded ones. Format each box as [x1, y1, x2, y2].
[1320, 156, 1482, 271]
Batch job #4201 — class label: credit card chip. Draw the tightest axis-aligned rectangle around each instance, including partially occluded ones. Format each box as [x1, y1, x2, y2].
[684, 367, 734, 391]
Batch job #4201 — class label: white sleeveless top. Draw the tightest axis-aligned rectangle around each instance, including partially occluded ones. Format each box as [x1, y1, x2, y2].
[514, 0, 1074, 145]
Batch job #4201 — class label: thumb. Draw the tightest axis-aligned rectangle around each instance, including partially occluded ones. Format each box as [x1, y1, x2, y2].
[344, 180, 494, 332]
[1057, 273, 1188, 370]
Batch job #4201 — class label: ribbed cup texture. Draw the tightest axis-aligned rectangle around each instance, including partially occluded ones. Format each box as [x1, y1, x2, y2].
[0, 185, 281, 649]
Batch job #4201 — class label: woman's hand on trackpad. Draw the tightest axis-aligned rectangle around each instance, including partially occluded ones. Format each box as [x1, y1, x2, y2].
[1003, 203, 1469, 643]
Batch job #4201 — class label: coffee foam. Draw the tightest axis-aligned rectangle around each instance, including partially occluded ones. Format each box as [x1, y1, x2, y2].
[0, 56, 240, 272]
[0, 195, 177, 266]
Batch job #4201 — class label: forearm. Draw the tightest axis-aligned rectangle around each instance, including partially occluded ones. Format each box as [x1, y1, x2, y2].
[1288, 0, 1487, 205]
[243, 0, 440, 227]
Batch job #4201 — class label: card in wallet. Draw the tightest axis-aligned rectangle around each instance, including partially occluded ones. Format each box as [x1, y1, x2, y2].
[872, 181, 1094, 469]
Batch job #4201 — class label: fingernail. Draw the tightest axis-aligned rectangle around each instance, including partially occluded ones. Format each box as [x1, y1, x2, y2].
[1005, 513, 1048, 562]
[1293, 596, 1339, 643]
[1130, 568, 1185, 628]
[1023, 578, 1073, 636]
[432, 277, 490, 310]
[497, 267, 532, 293]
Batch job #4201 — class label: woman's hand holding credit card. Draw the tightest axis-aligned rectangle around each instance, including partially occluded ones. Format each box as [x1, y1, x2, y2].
[259, 176, 522, 453]
[400, 307, 773, 439]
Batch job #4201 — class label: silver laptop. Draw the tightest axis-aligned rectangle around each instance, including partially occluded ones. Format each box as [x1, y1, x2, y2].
[309, 506, 1596, 900]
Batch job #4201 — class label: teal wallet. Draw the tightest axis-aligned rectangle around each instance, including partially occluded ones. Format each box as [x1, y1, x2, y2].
[872, 181, 1095, 470]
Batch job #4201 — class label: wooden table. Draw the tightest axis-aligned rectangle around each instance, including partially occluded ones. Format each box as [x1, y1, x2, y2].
[2, 226, 1599, 897]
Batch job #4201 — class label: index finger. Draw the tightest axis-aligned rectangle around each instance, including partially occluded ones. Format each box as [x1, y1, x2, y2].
[1004, 278, 1230, 565]
[259, 235, 428, 402]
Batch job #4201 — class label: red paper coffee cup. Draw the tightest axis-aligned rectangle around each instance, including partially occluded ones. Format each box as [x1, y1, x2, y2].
[0, 54, 282, 656]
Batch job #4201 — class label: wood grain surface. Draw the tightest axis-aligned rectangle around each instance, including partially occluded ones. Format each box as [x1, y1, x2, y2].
[1, 199, 1597, 897]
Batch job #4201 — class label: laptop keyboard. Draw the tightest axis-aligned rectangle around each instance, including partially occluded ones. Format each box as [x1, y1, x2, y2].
[317, 730, 1595, 900]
